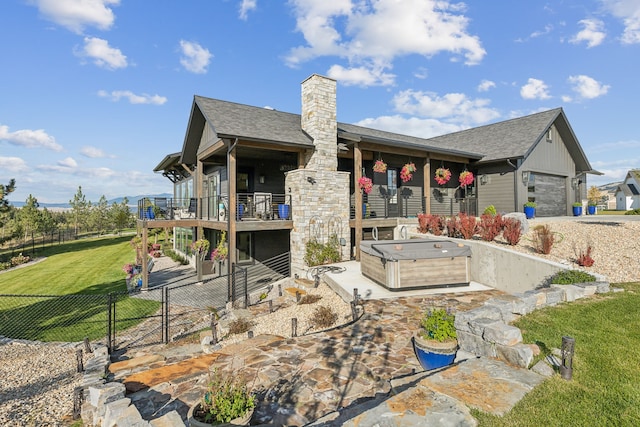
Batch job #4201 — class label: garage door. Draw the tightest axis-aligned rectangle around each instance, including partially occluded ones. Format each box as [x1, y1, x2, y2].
[529, 173, 566, 217]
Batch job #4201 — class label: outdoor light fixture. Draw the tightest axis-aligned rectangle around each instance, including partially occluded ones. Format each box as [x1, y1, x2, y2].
[560, 336, 575, 380]
[307, 176, 316, 185]
[480, 175, 488, 185]
[522, 171, 530, 185]
[571, 178, 580, 189]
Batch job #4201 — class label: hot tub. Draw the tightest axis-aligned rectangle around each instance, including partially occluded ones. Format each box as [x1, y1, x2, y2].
[360, 239, 471, 290]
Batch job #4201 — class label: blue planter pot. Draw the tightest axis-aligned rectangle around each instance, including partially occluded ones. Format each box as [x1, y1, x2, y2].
[523, 206, 535, 219]
[573, 206, 582, 216]
[413, 335, 457, 371]
[588, 205, 596, 215]
[363, 203, 367, 219]
[237, 204, 244, 220]
[278, 204, 290, 220]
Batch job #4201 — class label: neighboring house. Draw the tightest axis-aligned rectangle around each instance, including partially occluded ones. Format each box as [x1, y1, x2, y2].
[141, 74, 598, 287]
[615, 170, 640, 210]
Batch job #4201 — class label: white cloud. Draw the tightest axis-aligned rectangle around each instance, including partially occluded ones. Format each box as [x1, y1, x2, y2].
[179, 40, 212, 74]
[239, 0, 257, 20]
[355, 115, 464, 139]
[567, 75, 610, 99]
[477, 80, 496, 92]
[98, 90, 167, 105]
[601, 0, 640, 44]
[286, 0, 485, 86]
[81, 146, 108, 158]
[0, 157, 29, 173]
[327, 64, 395, 86]
[34, 0, 119, 34]
[0, 125, 63, 151]
[392, 90, 500, 125]
[520, 78, 551, 100]
[529, 24, 554, 39]
[77, 37, 127, 69]
[58, 157, 78, 168]
[570, 19, 606, 47]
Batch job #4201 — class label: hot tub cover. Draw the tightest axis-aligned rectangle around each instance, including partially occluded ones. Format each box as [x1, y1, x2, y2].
[360, 239, 471, 261]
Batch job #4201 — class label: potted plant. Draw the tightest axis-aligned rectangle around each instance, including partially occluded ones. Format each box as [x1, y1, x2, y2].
[400, 162, 416, 182]
[373, 159, 387, 173]
[587, 200, 597, 215]
[434, 167, 451, 185]
[523, 201, 536, 219]
[572, 202, 583, 216]
[188, 370, 256, 426]
[413, 308, 458, 371]
[358, 176, 373, 194]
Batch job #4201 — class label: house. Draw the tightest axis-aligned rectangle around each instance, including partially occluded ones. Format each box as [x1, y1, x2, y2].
[615, 170, 640, 210]
[141, 74, 597, 290]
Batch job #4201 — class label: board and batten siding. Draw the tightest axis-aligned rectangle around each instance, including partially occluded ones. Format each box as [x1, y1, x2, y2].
[477, 171, 515, 214]
[519, 125, 575, 215]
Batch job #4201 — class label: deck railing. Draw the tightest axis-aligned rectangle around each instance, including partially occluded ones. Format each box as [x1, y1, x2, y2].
[137, 194, 292, 222]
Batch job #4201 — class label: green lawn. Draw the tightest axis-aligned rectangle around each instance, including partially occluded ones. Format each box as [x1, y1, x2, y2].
[0, 235, 160, 342]
[475, 282, 640, 426]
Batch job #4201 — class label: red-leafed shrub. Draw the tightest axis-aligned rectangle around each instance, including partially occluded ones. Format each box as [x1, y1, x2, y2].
[576, 245, 595, 267]
[418, 214, 446, 236]
[447, 213, 477, 239]
[502, 218, 522, 245]
[533, 224, 554, 254]
[479, 213, 503, 242]
[417, 213, 429, 233]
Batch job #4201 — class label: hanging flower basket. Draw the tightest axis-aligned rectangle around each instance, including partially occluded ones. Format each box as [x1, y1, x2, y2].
[459, 170, 474, 187]
[373, 159, 387, 174]
[358, 176, 373, 194]
[211, 232, 228, 262]
[434, 167, 451, 185]
[400, 162, 416, 183]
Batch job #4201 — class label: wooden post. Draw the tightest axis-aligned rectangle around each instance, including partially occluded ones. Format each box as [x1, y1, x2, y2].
[141, 227, 148, 290]
[424, 156, 431, 215]
[354, 142, 363, 260]
[291, 318, 298, 337]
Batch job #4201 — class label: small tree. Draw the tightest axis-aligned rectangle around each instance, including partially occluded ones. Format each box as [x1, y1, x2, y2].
[587, 186, 602, 206]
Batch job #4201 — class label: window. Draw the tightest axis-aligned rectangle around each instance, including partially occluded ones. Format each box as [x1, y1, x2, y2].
[387, 169, 398, 203]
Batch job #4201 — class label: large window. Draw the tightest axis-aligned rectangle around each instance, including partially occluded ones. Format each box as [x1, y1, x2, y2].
[175, 227, 194, 255]
[237, 232, 252, 264]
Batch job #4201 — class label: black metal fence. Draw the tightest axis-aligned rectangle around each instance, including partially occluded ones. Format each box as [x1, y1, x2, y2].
[0, 271, 244, 353]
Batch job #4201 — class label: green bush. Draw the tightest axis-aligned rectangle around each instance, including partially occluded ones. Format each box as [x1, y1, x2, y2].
[304, 235, 341, 267]
[551, 269, 596, 284]
[625, 208, 640, 215]
[483, 205, 497, 216]
[419, 308, 457, 342]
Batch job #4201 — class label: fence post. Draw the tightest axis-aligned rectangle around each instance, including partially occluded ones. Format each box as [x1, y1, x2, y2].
[164, 286, 170, 344]
[106, 293, 113, 354]
[243, 267, 248, 309]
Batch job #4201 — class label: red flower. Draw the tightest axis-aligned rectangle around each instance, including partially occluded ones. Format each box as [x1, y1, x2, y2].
[459, 171, 474, 187]
[358, 176, 373, 194]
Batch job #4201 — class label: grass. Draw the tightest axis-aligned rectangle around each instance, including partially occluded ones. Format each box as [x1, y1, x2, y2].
[597, 209, 627, 215]
[0, 235, 160, 342]
[474, 282, 640, 426]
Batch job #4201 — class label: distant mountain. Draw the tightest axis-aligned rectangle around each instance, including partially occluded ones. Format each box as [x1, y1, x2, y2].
[10, 193, 173, 209]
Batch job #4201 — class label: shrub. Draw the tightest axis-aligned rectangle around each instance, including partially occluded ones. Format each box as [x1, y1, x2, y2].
[575, 244, 595, 267]
[197, 369, 255, 424]
[311, 305, 338, 329]
[304, 235, 341, 267]
[418, 214, 446, 235]
[10, 253, 31, 267]
[457, 213, 478, 239]
[478, 213, 503, 242]
[502, 218, 522, 245]
[551, 269, 596, 284]
[625, 208, 640, 215]
[532, 224, 554, 254]
[483, 205, 497, 216]
[228, 318, 255, 335]
[298, 294, 322, 305]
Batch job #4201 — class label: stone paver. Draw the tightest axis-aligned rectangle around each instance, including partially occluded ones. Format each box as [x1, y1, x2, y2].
[116, 290, 534, 425]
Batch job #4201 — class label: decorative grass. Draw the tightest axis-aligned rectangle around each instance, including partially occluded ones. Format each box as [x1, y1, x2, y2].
[474, 282, 640, 426]
[0, 235, 160, 342]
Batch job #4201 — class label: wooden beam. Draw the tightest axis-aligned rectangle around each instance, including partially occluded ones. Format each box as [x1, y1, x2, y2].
[354, 143, 363, 261]
[423, 156, 431, 214]
[238, 139, 308, 154]
[197, 139, 225, 159]
[229, 146, 237, 267]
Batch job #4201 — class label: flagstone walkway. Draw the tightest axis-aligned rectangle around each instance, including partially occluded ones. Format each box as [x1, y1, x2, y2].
[107, 288, 546, 426]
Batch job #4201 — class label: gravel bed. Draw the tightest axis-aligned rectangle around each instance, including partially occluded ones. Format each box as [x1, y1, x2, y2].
[492, 219, 640, 284]
[0, 341, 88, 426]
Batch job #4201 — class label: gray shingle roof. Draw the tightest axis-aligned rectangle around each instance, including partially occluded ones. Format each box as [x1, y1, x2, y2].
[194, 96, 313, 146]
[423, 108, 562, 163]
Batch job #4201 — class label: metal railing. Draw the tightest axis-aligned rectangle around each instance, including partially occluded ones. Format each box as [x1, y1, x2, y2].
[137, 194, 292, 222]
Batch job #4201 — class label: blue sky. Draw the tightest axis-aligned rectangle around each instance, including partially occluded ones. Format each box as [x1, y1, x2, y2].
[1, 0, 639, 203]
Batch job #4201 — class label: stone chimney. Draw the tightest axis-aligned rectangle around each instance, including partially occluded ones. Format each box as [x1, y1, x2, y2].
[301, 74, 337, 171]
